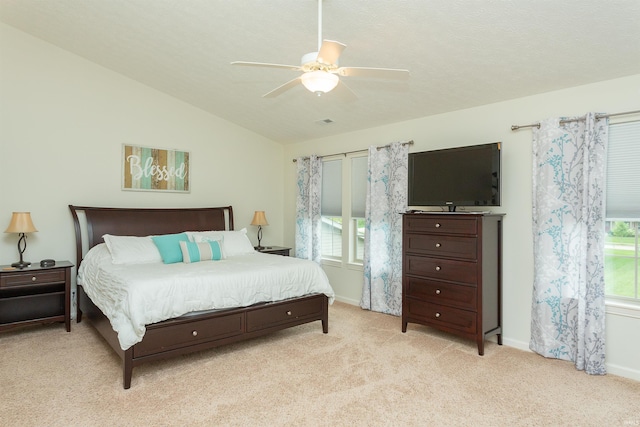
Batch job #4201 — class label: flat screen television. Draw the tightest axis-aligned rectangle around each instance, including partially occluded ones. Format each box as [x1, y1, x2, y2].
[407, 142, 501, 212]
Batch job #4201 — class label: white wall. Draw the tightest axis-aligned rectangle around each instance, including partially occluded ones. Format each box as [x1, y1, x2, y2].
[283, 74, 640, 381]
[0, 23, 285, 278]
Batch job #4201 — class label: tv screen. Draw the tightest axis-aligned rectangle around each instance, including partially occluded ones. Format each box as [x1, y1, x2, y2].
[407, 142, 501, 211]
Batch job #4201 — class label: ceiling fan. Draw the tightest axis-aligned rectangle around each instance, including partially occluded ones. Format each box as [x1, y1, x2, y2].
[231, 0, 410, 98]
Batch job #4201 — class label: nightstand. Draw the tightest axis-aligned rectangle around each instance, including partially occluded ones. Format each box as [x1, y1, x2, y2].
[0, 261, 73, 332]
[255, 246, 291, 256]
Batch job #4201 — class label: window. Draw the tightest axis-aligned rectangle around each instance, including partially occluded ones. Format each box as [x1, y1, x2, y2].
[605, 120, 640, 303]
[320, 155, 368, 265]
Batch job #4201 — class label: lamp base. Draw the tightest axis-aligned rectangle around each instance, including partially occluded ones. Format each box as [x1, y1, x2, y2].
[11, 260, 31, 269]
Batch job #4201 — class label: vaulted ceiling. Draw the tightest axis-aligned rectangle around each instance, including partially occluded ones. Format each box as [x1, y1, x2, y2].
[2, 0, 639, 143]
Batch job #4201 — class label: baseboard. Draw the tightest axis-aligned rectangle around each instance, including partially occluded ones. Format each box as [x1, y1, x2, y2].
[606, 363, 640, 381]
[333, 295, 360, 306]
[502, 337, 530, 352]
[503, 338, 639, 382]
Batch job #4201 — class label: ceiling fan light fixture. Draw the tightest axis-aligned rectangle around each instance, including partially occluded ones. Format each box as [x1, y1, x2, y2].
[301, 70, 339, 95]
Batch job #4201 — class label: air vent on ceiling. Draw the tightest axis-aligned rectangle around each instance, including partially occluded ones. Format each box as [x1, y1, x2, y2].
[316, 118, 334, 126]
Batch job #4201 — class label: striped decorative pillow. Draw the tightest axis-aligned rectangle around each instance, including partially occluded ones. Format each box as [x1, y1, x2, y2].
[179, 240, 224, 263]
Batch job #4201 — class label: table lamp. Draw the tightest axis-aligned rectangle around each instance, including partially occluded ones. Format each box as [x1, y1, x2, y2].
[4, 212, 38, 268]
[250, 211, 268, 250]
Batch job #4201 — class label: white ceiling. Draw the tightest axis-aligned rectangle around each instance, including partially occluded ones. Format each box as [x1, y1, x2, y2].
[1, 0, 639, 144]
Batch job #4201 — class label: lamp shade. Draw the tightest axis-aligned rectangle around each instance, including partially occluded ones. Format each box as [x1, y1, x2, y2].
[4, 212, 38, 233]
[250, 211, 269, 227]
[301, 70, 339, 94]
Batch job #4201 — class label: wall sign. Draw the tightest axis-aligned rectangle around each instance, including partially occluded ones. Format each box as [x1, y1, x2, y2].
[122, 144, 190, 192]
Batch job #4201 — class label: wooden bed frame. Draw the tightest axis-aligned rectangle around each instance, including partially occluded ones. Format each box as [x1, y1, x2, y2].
[69, 205, 329, 389]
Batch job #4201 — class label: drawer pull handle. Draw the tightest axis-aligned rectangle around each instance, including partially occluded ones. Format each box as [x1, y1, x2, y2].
[192, 330, 198, 337]
[435, 243, 441, 248]
[435, 312, 441, 318]
[286, 311, 292, 316]
[435, 289, 441, 295]
[435, 223, 441, 228]
[435, 266, 441, 271]
[32, 276, 37, 281]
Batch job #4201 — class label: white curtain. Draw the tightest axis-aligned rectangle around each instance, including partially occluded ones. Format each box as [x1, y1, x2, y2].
[530, 113, 608, 375]
[295, 155, 322, 264]
[361, 142, 409, 315]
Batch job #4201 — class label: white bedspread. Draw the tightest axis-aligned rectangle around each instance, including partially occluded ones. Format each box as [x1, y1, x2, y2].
[78, 244, 335, 350]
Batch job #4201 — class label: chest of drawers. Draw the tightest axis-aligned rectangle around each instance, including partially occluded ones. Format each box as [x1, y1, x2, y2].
[401, 213, 503, 355]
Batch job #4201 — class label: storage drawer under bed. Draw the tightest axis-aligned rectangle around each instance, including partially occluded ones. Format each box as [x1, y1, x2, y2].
[134, 311, 244, 357]
[246, 295, 324, 333]
[132, 295, 326, 358]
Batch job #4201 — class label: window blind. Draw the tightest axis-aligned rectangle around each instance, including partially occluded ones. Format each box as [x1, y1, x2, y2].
[351, 156, 367, 218]
[606, 121, 640, 219]
[321, 159, 342, 217]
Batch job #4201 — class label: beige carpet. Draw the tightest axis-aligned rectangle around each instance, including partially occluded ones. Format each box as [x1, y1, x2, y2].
[1, 302, 638, 427]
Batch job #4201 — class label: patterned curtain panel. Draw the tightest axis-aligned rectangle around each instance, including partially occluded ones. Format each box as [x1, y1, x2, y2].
[530, 113, 608, 375]
[361, 142, 409, 315]
[295, 155, 322, 264]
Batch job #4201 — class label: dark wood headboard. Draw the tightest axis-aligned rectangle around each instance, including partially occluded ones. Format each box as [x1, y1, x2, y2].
[69, 205, 234, 269]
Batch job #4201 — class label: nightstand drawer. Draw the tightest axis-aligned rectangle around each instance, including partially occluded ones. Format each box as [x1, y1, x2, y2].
[0, 270, 66, 288]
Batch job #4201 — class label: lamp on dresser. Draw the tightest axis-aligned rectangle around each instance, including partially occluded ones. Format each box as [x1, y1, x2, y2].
[4, 212, 38, 269]
[250, 211, 269, 250]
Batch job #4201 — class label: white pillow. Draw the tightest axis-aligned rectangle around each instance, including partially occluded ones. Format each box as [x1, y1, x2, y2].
[188, 228, 255, 257]
[102, 234, 163, 264]
[185, 231, 223, 243]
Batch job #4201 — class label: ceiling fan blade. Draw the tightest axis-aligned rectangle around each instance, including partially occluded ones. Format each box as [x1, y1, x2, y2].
[263, 77, 302, 98]
[231, 61, 301, 71]
[337, 67, 410, 80]
[317, 40, 346, 65]
[333, 80, 358, 102]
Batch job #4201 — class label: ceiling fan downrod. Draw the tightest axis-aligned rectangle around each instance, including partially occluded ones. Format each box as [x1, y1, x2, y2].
[317, 0, 323, 52]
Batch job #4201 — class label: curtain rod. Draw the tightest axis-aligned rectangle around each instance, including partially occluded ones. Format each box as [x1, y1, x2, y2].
[510, 109, 640, 131]
[292, 140, 414, 162]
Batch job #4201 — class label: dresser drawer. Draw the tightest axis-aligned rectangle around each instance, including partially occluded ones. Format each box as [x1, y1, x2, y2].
[406, 299, 477, 334]
[246, 296, 324, 333]
[135, 312, 244, 357]
[405, 233, 477, 260]
[405, 255, 477, 285]
[405, 277, 477, 310]
[0, 270, 66, 288]
[404, 215, 478, 235]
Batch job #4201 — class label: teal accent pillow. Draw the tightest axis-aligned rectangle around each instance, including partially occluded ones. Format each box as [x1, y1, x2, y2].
[151, 233, 190, 264]
[179, 240, 224, 263]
